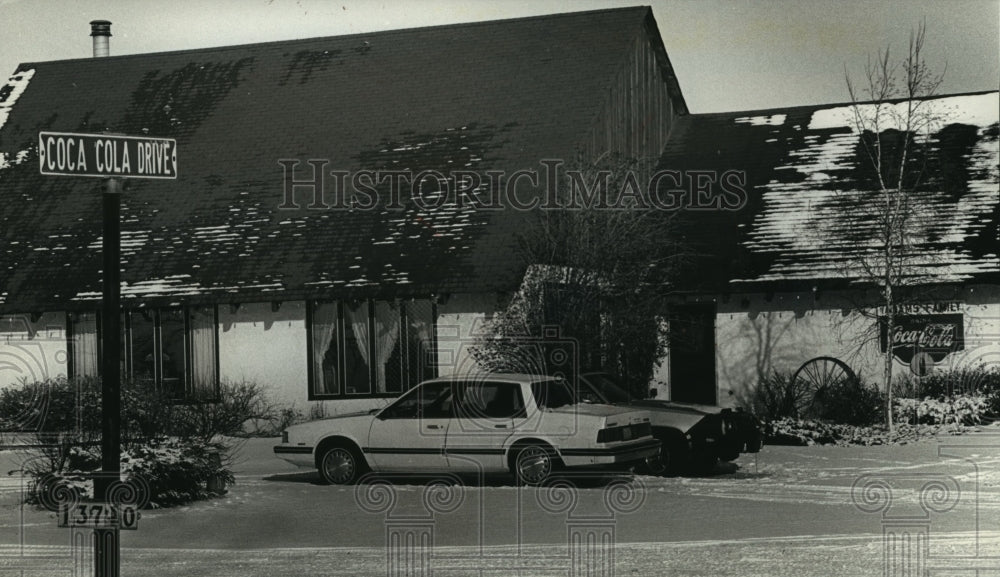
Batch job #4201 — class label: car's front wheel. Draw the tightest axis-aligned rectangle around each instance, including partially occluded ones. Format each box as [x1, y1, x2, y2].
[512, 444, 558, 486]
[318, 445, 366, 485]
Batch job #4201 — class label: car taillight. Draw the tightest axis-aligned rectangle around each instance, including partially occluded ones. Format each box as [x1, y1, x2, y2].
[282, 431, 289, 444]
[597, 423, 651, 443]
[597, 428, 621, 443]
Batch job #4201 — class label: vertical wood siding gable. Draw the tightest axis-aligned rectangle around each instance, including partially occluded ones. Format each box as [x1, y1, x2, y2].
[582, 22, 679, 165]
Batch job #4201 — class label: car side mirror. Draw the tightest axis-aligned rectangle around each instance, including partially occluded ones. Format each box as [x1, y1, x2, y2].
[648, 388, 657, 398]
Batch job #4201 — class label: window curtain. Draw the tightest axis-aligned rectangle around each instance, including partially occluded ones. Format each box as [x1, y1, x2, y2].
[188, 306, 218, 397]
[311, 302, 339, 395]
[71, 312, 99, 378]
[406, 300, 435, 385]
[373, 301, 401, 394]
[346, 301, 371, 393]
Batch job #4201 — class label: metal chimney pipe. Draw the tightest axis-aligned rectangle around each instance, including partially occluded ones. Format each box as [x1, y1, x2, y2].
[90, 20, 112, 57]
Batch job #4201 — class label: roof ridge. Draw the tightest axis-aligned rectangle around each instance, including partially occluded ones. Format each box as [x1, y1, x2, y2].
[14, 5, 651, 70]
[691, 89, 1000, 118]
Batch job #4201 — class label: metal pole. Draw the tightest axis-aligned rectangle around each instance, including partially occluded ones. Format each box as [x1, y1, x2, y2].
[96, 177, 121, 577]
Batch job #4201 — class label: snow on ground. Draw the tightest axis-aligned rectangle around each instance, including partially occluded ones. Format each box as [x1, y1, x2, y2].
[1, 533, 997, 577]
[1, 428, 998, 576]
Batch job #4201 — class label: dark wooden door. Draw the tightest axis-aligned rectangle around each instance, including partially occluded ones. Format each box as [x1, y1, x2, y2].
[669, 303, 717, 404]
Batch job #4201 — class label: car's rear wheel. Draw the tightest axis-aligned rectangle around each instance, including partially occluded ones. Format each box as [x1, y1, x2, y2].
[640, 445, 670, 475]
[639, 429, 687, 476]
[512, 444, 558, 486]
[318, 445, 366, 485]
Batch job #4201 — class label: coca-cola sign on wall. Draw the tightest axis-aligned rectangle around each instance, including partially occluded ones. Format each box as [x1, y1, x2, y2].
[878, 313, 964, 365]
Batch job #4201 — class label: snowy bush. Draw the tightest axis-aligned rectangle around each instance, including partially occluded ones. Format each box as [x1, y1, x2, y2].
[27, 437, 233, 509]
[743, 371, 802, 422]
[810, 377, 884, 426]
[892, 394, 990, 426]
[765, 417, 961, 446]
[1, 376, 274, 508]
[895, 366, 1000, 399]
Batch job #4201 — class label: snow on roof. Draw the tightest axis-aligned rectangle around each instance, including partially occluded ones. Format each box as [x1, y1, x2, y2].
[0, 69, 34, 133]
[660, 91, 1000, 292]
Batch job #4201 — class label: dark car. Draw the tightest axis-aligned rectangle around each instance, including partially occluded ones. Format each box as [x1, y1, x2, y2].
[577, 373, 763, 474]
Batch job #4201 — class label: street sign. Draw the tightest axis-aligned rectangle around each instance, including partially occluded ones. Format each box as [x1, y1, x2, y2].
[38, 131, 177, 179]
[58, 503, 140, 530]
[37, 127, 173, 577]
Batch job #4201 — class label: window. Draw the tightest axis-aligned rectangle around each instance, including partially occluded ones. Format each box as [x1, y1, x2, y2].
[133, 306, 219, 399]
[455, 381, 526, 420]
[70, 306, 219, 399]
[310, 302, 341, 396]
[159, 308, 187, 395]
[581, 373, 630, 404]
[128, 310, 156, 381]
[187, 306, 218, 398]
[531, 379, 577, 409]
[67, 312, 99, 378]
[308, 298, 436, 399]
[343, 300, 372, 394]
[379, 382, 452, 419]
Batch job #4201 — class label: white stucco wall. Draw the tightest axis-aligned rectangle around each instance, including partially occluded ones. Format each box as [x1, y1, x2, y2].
[217, 301, 392, 417]
[217, 295, 502, 416]
[435, 293, 498, 377]
[0, 312, 68, 389]
[218, 301, 308, 410]
[934, 288, 1000, 388]
[714, 286, 1000, 408]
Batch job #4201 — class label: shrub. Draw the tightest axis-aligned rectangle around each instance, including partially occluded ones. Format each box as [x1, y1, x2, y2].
[121, 438, 234, 507]
[0, 377, 101, 434]
[894, 366, 1000, 399]
[171, 380, 281, 442]
[810, 377, 884, 426]
[240, 405, 304, 437]
[27, 437, 234, 509]
[743, 371, 802, 422]
[2, 376, 277, 508]
[765, 417, 949, 446]
[893, 394, 990, 426]
[308, 402, 329, 421]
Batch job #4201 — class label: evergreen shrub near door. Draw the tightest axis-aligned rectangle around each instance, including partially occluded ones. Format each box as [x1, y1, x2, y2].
[0, 376, 275, 508]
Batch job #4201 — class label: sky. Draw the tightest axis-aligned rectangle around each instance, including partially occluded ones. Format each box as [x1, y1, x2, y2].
[0, 0, 997, 113]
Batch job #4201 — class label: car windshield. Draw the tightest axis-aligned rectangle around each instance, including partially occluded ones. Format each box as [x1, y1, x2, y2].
[380, 381, 452, 419]
[530, 378, 577, 409]
[584, 374, 631, 404]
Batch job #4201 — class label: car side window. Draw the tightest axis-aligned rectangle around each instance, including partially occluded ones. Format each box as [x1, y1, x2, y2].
[455, 381, 526, 420]
[381, 382, 452, 419]
[578, 383, 603, 404]
[531, 379, 577, 409]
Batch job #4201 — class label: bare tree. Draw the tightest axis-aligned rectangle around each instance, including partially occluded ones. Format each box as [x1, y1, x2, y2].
[843, 21, 947, 432]
[473, 154, 686, 396]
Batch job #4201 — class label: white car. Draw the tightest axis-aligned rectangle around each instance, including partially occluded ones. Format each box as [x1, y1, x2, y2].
[274, 374, 660, 485]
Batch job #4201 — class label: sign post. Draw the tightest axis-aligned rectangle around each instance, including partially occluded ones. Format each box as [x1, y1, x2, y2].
[96, 176, 122, 577]
[39, 131, 176, 577]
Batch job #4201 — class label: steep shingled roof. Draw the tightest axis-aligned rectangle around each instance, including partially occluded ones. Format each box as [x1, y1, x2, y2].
[660, 91, 1000, 293]
[0, 6, 677, 312]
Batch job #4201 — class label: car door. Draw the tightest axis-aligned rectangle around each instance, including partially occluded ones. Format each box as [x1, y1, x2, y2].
[366, 381, 453, 471]
[446, 380, 523, 473]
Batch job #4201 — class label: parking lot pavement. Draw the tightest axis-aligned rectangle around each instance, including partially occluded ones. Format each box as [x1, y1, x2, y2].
[1, 427, 998, 575]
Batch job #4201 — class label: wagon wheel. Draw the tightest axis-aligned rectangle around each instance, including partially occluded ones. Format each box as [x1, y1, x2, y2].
[790, 356, 857, 419]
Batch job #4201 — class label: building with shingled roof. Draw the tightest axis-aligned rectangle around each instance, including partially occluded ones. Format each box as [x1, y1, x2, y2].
[0, 7, 997, 413]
